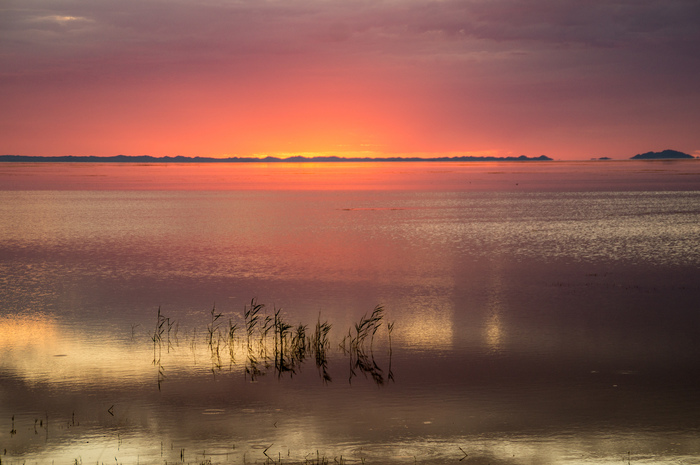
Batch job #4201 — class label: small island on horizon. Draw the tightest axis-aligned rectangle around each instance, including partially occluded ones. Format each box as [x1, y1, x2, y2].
[630, 149, 695, 160]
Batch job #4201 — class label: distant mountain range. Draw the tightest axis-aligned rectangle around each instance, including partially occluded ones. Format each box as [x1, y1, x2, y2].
[630, 150, 695, 159]
[0, 154, 553, 163]
[2, 151, 695, 162]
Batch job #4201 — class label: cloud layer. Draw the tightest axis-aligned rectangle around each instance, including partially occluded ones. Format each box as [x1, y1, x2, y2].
[2, 0, 699, 158]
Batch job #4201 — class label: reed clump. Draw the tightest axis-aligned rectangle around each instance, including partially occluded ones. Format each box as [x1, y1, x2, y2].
[148, 300, 393, 387]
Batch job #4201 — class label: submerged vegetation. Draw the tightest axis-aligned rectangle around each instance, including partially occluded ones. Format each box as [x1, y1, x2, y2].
[151, 299, 394, 388]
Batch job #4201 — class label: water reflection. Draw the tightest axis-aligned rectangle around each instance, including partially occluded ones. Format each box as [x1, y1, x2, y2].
[2, 163, 700, 464]
[0, 306, 400, 463]
[2, 160, 700, 191]
[483, 264, 506, 354]
[484, 311, 503, 352]
[390, 294, 455, 351]
[0, 314, 158, 388]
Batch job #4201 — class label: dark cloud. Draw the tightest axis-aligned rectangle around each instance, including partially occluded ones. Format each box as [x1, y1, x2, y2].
[390, 0, 700, 49]
[4, 0, 699, 72]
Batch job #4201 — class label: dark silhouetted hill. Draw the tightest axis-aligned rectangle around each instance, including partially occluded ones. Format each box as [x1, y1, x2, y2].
[630, 150, 693, 160]
[0, 154, 553, 163]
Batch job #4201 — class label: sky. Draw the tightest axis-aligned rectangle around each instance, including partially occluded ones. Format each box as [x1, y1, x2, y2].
[1, 0, 699, 160]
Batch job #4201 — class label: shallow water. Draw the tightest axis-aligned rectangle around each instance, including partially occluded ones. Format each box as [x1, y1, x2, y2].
[1, 161, 700, 464]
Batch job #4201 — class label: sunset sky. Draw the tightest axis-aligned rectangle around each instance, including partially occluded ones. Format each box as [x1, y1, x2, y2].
[2, 0, 699, 160]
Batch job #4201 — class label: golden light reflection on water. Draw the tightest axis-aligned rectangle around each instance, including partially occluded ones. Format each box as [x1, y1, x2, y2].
[390, 294, 454, 351]
[0, 315, 254, 388]
[484, 311, 503, 351]
[0, 314, 58, 350]
[483, 267, 506, 353]
[13, 428, 700, 465]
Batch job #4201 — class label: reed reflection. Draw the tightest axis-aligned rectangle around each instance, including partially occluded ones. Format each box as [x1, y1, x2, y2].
[339, 305, 393, 385]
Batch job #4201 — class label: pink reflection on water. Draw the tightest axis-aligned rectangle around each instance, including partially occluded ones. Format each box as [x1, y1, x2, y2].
[1, 160, 699, 191]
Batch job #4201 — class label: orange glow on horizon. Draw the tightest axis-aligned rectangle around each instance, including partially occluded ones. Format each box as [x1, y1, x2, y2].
[2, 159, 700, 192]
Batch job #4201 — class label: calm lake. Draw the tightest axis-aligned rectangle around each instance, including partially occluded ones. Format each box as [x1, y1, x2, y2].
[1, 161, 700, 464]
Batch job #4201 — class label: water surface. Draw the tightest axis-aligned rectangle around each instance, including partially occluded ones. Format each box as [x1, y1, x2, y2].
[1, 161, 700, 464]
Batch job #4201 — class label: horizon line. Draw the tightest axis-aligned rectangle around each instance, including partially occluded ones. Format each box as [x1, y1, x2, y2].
[0, 154, 555, 163]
